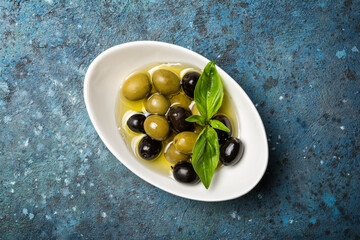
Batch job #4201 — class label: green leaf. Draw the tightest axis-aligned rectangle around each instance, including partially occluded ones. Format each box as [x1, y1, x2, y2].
[194, 61, 224, 121]
[209, 119, 230, 132]
[192, 126, 220, 189]
[185, 115, 205, 126]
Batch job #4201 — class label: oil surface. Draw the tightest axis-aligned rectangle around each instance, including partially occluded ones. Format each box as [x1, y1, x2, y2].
[115, 63, 238, 177]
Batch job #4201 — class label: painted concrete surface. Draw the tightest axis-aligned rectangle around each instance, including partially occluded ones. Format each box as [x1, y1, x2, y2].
[0, 0, 359, 239]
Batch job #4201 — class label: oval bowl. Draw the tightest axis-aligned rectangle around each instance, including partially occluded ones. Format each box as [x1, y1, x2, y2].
[84, 41, 268, 201]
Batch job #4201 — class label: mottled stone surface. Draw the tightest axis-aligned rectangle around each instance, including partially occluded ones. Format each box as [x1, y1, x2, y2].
[1, 0, 359, 239]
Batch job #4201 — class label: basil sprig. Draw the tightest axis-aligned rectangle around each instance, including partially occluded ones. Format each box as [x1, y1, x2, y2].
[185, 61, 230, 189]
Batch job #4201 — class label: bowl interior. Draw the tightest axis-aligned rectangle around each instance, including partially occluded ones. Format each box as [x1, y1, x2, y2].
[84, 41, 268, 201]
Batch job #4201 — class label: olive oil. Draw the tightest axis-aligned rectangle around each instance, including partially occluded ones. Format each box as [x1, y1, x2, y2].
[115, 63, 238, 177]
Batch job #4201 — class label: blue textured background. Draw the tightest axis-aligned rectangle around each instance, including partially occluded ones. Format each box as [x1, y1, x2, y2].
[1, 0, 359, 239]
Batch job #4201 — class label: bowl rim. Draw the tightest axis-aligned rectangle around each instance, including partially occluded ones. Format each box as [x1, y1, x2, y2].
[84, 40, 268, 202]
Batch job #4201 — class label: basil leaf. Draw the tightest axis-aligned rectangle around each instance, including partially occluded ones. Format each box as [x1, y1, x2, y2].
[209, 119, 230, 132]
[192, 126, 220, 189]
[194, 61, 224, 121]
[185, 115, 205, 126]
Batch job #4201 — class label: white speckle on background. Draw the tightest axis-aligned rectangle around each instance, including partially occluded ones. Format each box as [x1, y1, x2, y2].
[23, 208, 28, 215]
[340, 126, 345, 130]
[230, 211, 237, 219]
[248, 219, 253, 222]
[11, 188, 14, 193]
[45, 215, 51, 220]
[70, 96, 77, 105]
[342, 99, 348, 103]
[217, 54, 221, 58]
[81, 190, 86, 195]
[24, 168, 32, 176]
[279, 96, 284, 100]
[352, 46, 359, 52]
[72, 206, 77, 211]
[289, 219, 294, 224]
[257, 194, 263, 199]
[10, 181, 15, 185]
[320, 160, 324, 165]
[90, 182, 94, 187]
[336, 49, 346, 59]
[101, 212, 107, 218]
[29, 213, 34, 220]
[45, 0, 53, 4]
[24, 138, 29, 147]
[64, 178, 70, 186]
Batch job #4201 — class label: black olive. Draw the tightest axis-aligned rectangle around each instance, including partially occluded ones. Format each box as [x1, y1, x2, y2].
[127, 114, 146, 133]
[182, 71, 200, 98]
[138, 135, 162, 160]
[212, 115, 232, 144]
[220, 138, 244, 166]
[173, 161, 199, 184]
[167, 107, 194, 132]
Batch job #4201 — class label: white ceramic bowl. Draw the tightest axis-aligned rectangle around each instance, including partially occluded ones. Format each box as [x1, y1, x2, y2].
[84, 41, 268, 201]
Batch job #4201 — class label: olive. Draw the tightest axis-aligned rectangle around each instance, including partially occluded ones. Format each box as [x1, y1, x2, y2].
[220, 138, 244, 166]
[152, 69, 180, 95]
[170, 93, 192, 111]
[173, 161, 199, 184]
[194, 124, 204, 134]
[212, 115, 232, 144]
[164, 143, 190, 164]
[144, 115, 170, 141]
[122, 73, 151, 101]
[126, 113, 146, 133]
[145, 93, 170, 115]
[138, 135, 162, 160]
[182, 71, 200, 98]
[191, 104, 200, 116]
[167, 107, 194, 132]
[173, 131, 198, 154]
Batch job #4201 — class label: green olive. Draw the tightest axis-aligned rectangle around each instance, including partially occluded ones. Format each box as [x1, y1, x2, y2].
[173, 131, 198, 154]
[192, 104, 200, 116]
[144, 115, 170, 141]
[164, 143, 190, 164]
[122, 73, 151, 100]
[170, 93, 192, 111]
[152, 69, 180, 95]
[145, 93, 170, 115]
